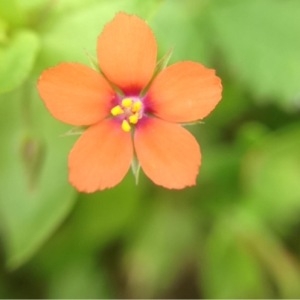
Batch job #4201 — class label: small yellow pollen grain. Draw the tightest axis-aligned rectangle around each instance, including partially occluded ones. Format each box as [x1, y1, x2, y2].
[121, 119, 131, 132]
[132, 101, 142, 113]
[129, 114, 139, 124]
[111, 105, 124, 116]
[121, 98, 133, 108]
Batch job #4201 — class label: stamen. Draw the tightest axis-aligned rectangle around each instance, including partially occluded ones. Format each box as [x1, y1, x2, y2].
[111, 97, 143, 131]
[121, 119, 131, 132]
[111, 105, 124, 116]
[128, 114, 139, 124]
[121, 97, 133, 108]
[132, 101, 142, 113]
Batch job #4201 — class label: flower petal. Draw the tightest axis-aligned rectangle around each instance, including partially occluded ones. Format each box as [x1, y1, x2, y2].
[97, 12, 157, 94]
[146, 61, 222, 123]
[38, 63, 115, 126]
[134, 118, 201, 189]
[69, 119, 133, 192]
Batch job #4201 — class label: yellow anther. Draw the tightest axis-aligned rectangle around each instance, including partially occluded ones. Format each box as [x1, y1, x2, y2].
[128, 114, 139, 124]
[132, 101, 142, 113]
[121, 119, 131, 132]
[121, 97, 133, 108]
[111, 105, 124, 116]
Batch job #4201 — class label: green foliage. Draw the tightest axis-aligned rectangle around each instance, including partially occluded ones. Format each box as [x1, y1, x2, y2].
[243, 125, 300, 228]
[208, 0, 300, 109]
[201, 214, 270, 298]
[1, 0, 300, 298]
[0, 0, 25, 26]
[123, 199, 197, 298]
[150, 0, 212, 65]
[37, 0, 162, 67]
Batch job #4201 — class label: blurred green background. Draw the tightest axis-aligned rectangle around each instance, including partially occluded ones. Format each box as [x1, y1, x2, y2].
[1, 0, 300, 298]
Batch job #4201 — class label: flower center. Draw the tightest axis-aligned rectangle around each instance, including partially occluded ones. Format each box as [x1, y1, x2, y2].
[110, 97, 143, 132]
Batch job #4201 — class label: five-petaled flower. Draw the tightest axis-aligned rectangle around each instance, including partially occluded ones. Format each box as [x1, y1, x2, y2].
[37, 12, 222, 193]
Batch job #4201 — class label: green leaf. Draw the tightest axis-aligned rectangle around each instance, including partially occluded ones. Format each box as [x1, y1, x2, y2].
[0, 30, 40, 94]
[208, 0, 300, 109]
[242, 124, 300, 228]
[0, 83, 76, 269]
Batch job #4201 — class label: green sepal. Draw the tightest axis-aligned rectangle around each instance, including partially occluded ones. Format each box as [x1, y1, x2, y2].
[182, 120, 205, 127]
[141, 48, 173, 95]
[60, 126, 85, 137]
[154, 47, 173, 75]
[131, 156, 141, 185]
[84, 50, 99, 71]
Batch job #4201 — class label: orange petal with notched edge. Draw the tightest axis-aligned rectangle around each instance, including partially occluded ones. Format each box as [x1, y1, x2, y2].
[134, 118, 201, 189]
[97, 13, 157, 94]
[69, 119, 133, 192]
[38, 63, 114, 126]
[146, 61, 222, 123]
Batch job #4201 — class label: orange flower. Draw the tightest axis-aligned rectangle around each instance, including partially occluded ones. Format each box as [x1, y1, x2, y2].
[38, 12, 222, 192]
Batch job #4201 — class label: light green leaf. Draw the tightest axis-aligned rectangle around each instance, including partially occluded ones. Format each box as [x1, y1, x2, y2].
[0, 30, 40, 94]
[0, 84, 76, 269]
[208, 0, 300, 109]
[16, 0, 49, 13]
